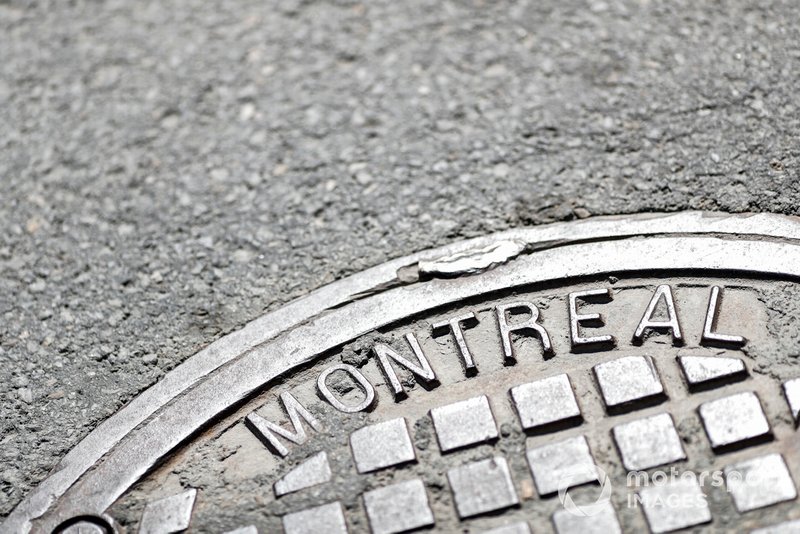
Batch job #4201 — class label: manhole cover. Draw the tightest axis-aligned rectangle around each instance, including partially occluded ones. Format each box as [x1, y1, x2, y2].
[6, 212, 800, 533]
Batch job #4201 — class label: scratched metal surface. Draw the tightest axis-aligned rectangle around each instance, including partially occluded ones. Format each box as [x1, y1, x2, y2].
[1, 0, 799, 521]
[4, 214, 800, 532]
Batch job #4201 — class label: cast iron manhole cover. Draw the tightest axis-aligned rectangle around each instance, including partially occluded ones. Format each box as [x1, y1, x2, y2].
[6, 212, 800, 533]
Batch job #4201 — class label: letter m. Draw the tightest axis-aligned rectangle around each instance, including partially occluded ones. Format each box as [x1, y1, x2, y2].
[245, 392, 321, 457]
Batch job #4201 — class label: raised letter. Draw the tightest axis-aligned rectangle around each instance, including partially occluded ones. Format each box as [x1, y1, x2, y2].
[633, 285, 683, 345]
[495, 301, 553, 362]
[432, 312, 479, 375]
[702, 286, 746, 347]
[317, 363, 376, 413]
[245, 392, 321, 457]
[374, 333, 438, 400]
[569, 288, 615, 350]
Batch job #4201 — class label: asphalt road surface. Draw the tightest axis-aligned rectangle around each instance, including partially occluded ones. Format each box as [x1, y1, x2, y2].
[1, 0, 798, 517]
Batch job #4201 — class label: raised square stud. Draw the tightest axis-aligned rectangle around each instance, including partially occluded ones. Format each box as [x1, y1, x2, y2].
[510, 374, 581, 432]
[431, 395, 498, 452]
[725, 453, 797, 512]
[274, 452, 332, 497]
[752, 519, 800, 534]
[593, 356, 665, 413]
[526, 435, 597, 496]
[139, 489, 197, 534]
[698, 391, 771, 451]
[678, 356, 747, 391]
[612, 413, 686, 471]
[363, 479, 434, 534]
[483, 522, 531, 534]
[639, 477, 711, 533]
[783, 378, 800, 426]
[448, 456, 519, 519]
[552, 500, 622, 534]
[350, 418, 416, 473]
[283, 502, 348, 534]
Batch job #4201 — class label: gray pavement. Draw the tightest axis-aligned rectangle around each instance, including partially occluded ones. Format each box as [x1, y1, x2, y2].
[0, 0, 798, 517]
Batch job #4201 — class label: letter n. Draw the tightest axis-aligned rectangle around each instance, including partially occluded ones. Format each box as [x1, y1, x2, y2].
[374, 333, 437, 400]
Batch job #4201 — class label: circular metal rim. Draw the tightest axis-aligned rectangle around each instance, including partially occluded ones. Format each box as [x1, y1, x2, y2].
[51, 514, 118, 534]
[8, 211, 800, 532]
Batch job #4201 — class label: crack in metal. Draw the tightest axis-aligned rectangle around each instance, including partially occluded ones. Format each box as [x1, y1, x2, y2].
[417, 240, 529, 278]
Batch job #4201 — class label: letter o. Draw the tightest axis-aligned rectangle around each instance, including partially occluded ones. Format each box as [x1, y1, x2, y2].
[317, 364, 376, 413]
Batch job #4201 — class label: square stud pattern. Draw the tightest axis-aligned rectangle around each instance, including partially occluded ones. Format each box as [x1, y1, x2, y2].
[283, 502, 348, 534]
[612, 413, 686, 471]
[639, 477, 711, 533]
[447, 456, 519, 519]
[510, 374, 581, 431]
[593, 356, 665, 411]
[526, 435, 597, 496]
[363, 479, 435, 534]
[552, 500, 622, 534]
[350, 418, 416, 473]
[430, 395, 498, 452]
[725, 453, 797, 512]
[698, 391, 771, 450]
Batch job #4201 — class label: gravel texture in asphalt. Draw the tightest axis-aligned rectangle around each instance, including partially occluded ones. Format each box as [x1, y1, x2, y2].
[0, 0, 798, 516]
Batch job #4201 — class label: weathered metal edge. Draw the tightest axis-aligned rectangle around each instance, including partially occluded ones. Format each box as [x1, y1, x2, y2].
[7, 211, 800, 532]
